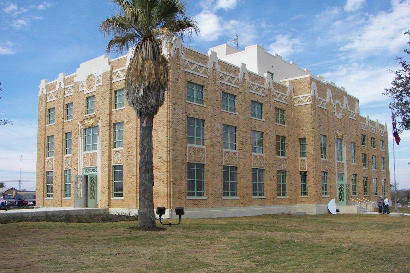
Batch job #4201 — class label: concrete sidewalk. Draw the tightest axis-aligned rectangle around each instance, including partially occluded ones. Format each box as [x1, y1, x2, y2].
[0, 207, 107, 218]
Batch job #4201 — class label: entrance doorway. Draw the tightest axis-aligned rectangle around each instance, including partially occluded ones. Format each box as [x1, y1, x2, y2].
[83, 167, 97, 208]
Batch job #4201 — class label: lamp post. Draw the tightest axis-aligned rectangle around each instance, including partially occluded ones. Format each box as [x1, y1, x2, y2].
[156, 207, 184, 226]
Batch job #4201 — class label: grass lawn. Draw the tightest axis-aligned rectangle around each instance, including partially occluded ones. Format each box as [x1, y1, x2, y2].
[1, 214, 409, 273]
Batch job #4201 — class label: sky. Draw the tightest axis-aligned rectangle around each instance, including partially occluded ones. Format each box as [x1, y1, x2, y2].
[0, 0, 409, 191]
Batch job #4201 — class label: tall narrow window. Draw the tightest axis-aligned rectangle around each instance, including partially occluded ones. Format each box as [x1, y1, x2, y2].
[321, 171, 328, 196]
[381, 157, 385, 171]
[363, 177, 368, 196]
[65, 132, 72, 155]
[336, 138, 343, 162]
[251, 130, 263, 154]
[113, 165, 123, 198]
[64, 169, 71, 198]
[320, 135, 327, 159]
[252, 168, 264, 197]
[299, 138, 307, 158]
[276, 135, 286, 157]
[222, 124, 236, 150]
[361, 134, 366, 146]
[86, 95, 95, 115]
[362, 153, 367, 168]
[275, 108, 286, 125]
[223, 166, 237, 197]
[113, 122, 124, 148]
[48, 108, 55, 124]
[47, 135, 54, 157]
[187, 163, 205, 197]
[277, 170, 287, 197]
[352, 174, 357, 196]
[251, 101, 262, 119]
[187, 117, 204, 146]
[65, 103, 73, 121]
[372, 155, 377, 170]
[300, 171, 308, 196]
[351, 142, 356, 163]
[373, 178, 378, 196]
[221, 92, 236, 113]
[84, 126, 98, 151]
[382, 179, 386, 196]
[371, 137, 376, 148]
[187, 82, 204, 105]
[46, 171, 53, 198]
[380, 140, 385, 150]
[114, 89, 124, 109]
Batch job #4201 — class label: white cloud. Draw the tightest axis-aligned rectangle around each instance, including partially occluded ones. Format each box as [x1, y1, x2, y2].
[268, 34, 302, 58]
[344, 0, 366, 12]
[3, 2, 17, 14]
[36, 2, 51, 10]
[196, 11, 223, 41]
[12, 18, 29, 29]
[215, 0, 238, 10]
[0, 41, 15, 55]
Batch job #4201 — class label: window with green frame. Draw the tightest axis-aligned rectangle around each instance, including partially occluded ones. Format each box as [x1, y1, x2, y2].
[363, 177, 369, 196]
[252, 168, 264, 197]
[336, 138, 343, 162]
[300, 171, 308, 196]
[65, 132, 72, 155]
[187, 117, 204, 146]
[65, 103, 73, 120]
[84, 126, 98, 151]
[299, 138, 307, 157]
[46, 171, 53, 198]
[223, 124, 236, 150]
[64, 169, 71, 198]
[321, 171, 328, 196]
[250, 101, 262, 119]
[114, 89, 125, 109]
[320, 135, 327, 159]
[351, 174, 357, 196]
[113, 165, 123, 198]
[222, 92, 236, 113]
[223, 166, 237, 197]
[276, 135, 286, 157]
[113, 122, 124, 148]
[275, 107, 285, 125]
[47, 135, 54, 157]
[187, 163, 205, 197]
[86, 95, 95, 115]
[277, 170, 287, 197]
[187, 82, 204, 105]
[251, 130, 263, 154]
[48, 107, 55, 124]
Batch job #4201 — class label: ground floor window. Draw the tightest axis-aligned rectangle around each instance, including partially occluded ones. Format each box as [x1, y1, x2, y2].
[321, 171, 328, 196]
[373, 178, 378, 196]
[187, 163, 205, 197]
[223, 166, 237, 197]
[351, 174, 357, 196]
[64, 169, 71, 198]
[252, 168, 264, 197]
[277, 170, 287, 197]
[46, 171, 53, 198]
[300, 171, 307, 196]
[382, 179, 386, 196]
[363, 177, 368, 196]
[112, 165, 123, 198]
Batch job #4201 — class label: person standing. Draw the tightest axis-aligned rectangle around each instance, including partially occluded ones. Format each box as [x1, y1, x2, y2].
[377, 196, 384, 214]
[383, 197, 390, 214]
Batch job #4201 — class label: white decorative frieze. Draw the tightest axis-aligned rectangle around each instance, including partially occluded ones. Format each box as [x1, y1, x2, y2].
[112, 68, 126, 83]
[360, 121, 367, 130]
[317, 97, 327, 109]
[219, 70, 239, 88]
[183, 58, 208, 78]
[79, 73, 103, 94]
[74, 55, 110, 94]
[248, 81, 265, 96]
[348, 110, 356, 120]
[294, 94, 312, 106]
[273, 90, 288, 104]
[46, 90, 56, 102]
[64, 84, 74, 97]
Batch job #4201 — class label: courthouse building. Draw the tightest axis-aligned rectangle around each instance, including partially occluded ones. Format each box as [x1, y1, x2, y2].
[36, 38, 390, 216]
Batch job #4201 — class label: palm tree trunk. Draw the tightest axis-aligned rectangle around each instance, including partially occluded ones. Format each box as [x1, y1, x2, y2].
[138, 115, 156, 228]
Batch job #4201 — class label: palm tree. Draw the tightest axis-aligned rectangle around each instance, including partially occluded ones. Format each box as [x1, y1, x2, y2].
[101, 0, 197, 228]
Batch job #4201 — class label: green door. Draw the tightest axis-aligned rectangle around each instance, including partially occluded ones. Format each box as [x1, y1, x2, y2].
[87, 174, 97, 208]
[337, 173, 346, 205]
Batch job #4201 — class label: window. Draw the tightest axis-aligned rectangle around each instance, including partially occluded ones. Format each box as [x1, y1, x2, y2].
[277, 170, 287, 197]
[113, 165, 123, 198]
[372, 155, 377, 170]
[373, 178, 378, 196]
[48, 108, 55, 124]
[276, 135, 286, 157]
[275, 108, 286, 125]
[363, 177, 368, 196]
[65, 103, 73, 121]
[187, 82, 203, 105]
[300, 171, 308, 196]
[381, 157, 385, 171]
[65, 132, 72, 155]
[114, 89, 124, 109]
[252, 130, 263, 154]
[64, 169, 71, 198]
[84, 126, 98, 152]
[380, 140, 385, 150]
[351, 142, 356, 164]
[113, 122, 124, 148]
[371, 137, 376, 148]
[86, 95, 95, 115]
[267, 71, 274, 80]
[187, 117, 204, 146]
[252, 168, 264, 197]
[382, 179, 386, 196]
[46, 171, 53, 198]
[320, 135, 327, 159]
[336, 138, 343, 162]
[352, 174, 357, 196]
[361, 134, 366, 146]
[223, 166, 237, 197]
[362, 153, 367, 168]
[321, 171, 328, 196]
[47, 135, 54, 157]
[222, 92, 236, 113]
[187, 163, 205, 197]
[223, 124, 236, 150]
[251, 101, 262, 120]
[299, 138, 307, 158]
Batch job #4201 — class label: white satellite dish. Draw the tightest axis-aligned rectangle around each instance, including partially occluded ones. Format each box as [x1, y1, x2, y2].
[328, 199, 337, 214]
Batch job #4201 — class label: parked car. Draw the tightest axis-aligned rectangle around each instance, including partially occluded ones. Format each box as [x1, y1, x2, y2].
[4, 195, 17, 208]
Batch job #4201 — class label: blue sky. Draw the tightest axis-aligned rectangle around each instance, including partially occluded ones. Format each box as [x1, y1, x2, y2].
[0, 0, 409, 191]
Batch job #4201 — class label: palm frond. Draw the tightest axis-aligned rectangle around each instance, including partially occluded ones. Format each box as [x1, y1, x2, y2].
[106, 33, 138, 53]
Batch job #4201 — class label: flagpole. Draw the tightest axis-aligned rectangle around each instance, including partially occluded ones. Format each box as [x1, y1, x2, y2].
[392, 115, 398, 212]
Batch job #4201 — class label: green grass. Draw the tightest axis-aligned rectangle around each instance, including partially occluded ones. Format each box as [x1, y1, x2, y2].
[0, 214, 409, 273]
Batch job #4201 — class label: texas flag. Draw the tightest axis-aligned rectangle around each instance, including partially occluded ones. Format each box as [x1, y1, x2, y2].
[392, 115, 401, 145]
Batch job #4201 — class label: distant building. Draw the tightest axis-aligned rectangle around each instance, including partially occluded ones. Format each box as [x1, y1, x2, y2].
[36, 38, 390, 216]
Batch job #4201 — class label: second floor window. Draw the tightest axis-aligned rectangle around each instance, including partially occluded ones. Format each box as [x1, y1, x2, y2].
[222, 92, 236, 113]
[362, 153, 367, 168]
[223, 124, 236, 150]
[275, 108, 286, 125]
[114, 89, 125, 109]
[65, 103, 73, 121]
[187, 117, 204, 146]
[361, 134, 366, 146]
[351, 142, 356, 163]
[251, 101, 262, 119]
[373, 178, 378, 195]
[84, 126, 98, 152]
[65, 132, 72, 155]
[363, 177, 368, 196]
[48, 108, 55, 124]
[380, 140, 385, 150]
[187, 82, 203, 105]
[320, 135, 327, 159]
[86, 95, 95, 115]
[113, 122, 124, 148]
[47, 135, 54, 157]
[352, 174, 357, 196]
[371, 137, 376, 148]
[381, 157, 385, 170]
[336, 138, 343, 162]
[251, 130, 263, 154]
[299, 138, 307, 157]
[372, 155, 377, 170]
[276, 135, 286, 157]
